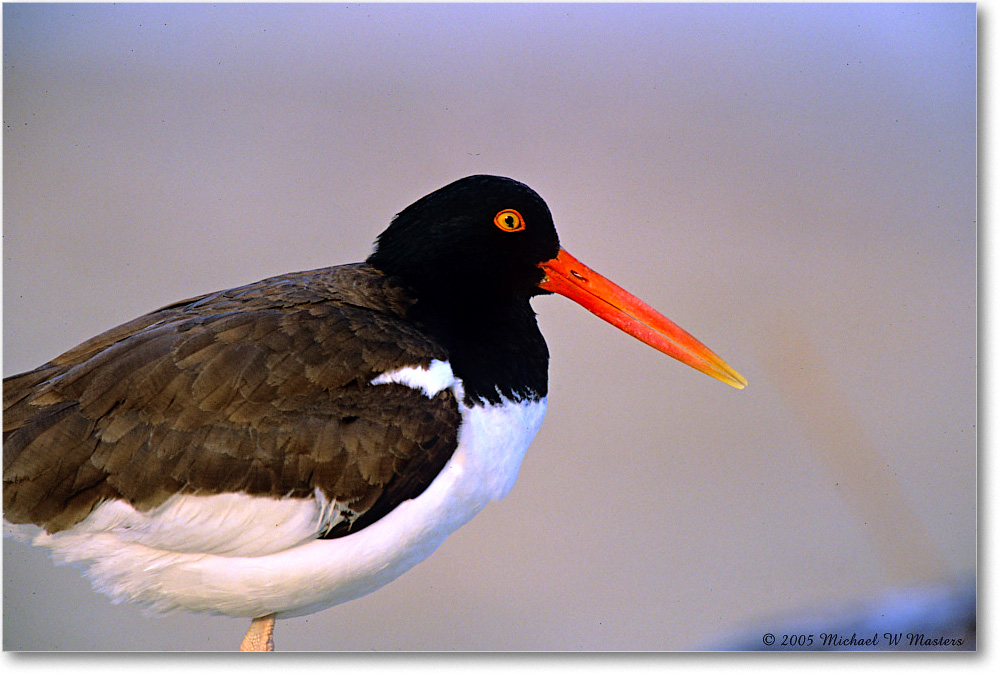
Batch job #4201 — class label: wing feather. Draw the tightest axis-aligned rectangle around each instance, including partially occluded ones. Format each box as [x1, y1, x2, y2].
[3, 264, 461, 539]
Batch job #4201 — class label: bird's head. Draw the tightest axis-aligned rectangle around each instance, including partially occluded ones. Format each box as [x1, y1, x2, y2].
[368, 175, 746, 389]
[368, 175, 560, 300]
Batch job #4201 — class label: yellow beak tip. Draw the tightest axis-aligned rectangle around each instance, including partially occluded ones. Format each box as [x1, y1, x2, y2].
[728, 373, 749, 390]
[710, 368, 747, 390]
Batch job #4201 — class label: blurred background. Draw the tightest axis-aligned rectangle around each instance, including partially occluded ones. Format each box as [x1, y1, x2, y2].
[2, 3, 976, 650]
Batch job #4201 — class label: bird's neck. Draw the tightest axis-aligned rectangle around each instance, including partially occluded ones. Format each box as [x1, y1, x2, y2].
[411, 294, 549, 407]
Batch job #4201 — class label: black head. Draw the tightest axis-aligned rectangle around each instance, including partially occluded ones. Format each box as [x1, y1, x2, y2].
[364, 175, 748, 404]
[367, 175, 560, 301]
[367, 175, 559, 404]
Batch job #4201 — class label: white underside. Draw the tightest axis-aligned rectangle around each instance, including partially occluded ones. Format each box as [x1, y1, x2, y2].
[19, 360, 547, 619]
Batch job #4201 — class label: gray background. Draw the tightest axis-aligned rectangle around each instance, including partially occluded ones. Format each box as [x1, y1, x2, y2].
[3, 3, 976, 650]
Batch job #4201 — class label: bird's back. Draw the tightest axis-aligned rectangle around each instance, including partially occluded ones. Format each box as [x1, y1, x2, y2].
[3, 263, 461, 538]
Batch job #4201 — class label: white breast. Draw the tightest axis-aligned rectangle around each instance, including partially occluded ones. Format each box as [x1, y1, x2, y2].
[29, 361, 547, 618]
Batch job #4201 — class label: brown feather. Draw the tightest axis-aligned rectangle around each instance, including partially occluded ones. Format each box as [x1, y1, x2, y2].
[3, 263, 461, 536]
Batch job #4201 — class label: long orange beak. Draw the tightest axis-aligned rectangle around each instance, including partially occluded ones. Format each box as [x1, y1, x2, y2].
[538, 248, 747, 389]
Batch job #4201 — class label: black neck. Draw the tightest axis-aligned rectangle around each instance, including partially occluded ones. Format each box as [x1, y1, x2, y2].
[410, 293, 549, 406]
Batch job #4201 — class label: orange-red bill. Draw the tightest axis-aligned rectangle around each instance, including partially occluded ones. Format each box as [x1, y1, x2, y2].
[537, 248, 747, 389]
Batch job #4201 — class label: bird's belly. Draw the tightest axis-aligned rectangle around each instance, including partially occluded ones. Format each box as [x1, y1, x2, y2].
[29, 395, 547, 619]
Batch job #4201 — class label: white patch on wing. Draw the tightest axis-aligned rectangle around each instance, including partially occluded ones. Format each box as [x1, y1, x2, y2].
[41, 489, 344, 558]
[370, 359, 455, 397]
[54, 490, 340, 556]
[25, 374, 548, 620]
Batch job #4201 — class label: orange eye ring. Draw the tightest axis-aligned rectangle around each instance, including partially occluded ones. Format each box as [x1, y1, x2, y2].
[494, 208, 526, 232]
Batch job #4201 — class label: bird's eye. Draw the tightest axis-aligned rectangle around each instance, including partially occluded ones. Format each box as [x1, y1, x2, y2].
[493, 209, 525, 232]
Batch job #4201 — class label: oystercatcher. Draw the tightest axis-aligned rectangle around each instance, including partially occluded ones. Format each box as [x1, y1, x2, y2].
[4, 175, 746, 650]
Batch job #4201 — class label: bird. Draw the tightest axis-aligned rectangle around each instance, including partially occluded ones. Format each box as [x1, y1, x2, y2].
[3, 175, 746, 651]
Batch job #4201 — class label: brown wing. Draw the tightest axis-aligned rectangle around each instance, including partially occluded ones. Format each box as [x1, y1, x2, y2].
[3, 263, 461, 536]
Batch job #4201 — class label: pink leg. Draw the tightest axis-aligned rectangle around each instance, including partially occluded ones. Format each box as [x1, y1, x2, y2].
[239, 614, 276, 652]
